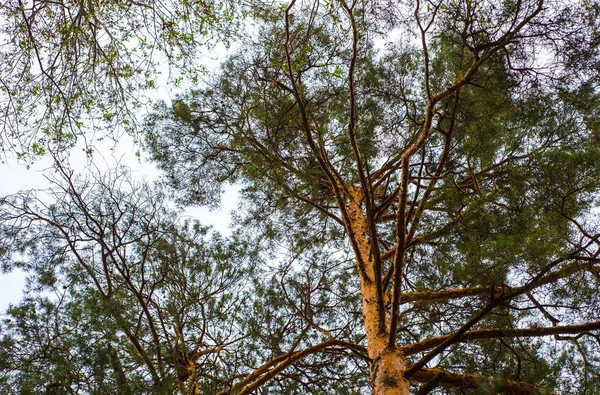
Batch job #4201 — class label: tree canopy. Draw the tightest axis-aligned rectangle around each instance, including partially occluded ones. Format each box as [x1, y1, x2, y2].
[0, 0, 248, 155]
[2, 0, 600, 394]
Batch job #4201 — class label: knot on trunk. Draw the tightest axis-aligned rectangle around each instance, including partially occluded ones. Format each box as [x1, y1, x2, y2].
[371, 349, 410, 394]
[376, 374, 401, 388]
[372, 355, 401, 388]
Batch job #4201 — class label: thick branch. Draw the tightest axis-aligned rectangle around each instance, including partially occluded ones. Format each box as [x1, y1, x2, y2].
[404, 249, 590, 378]
[412, 368, 559, 395]
[283, 0, 373, 280]
[402, 320, 600, 356]
[381, 0, 543, 342]
[340, 0, 385, 332]
[398, 260, 600, 304]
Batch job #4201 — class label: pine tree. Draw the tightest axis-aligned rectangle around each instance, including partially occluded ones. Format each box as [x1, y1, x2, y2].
[144, 0, 600, 393]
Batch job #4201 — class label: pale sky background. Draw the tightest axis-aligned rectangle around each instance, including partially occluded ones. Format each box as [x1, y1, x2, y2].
[0, 10, 397, 313]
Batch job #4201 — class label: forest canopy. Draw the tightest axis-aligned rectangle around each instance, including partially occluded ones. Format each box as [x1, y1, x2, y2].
[1, 0, 600, 394]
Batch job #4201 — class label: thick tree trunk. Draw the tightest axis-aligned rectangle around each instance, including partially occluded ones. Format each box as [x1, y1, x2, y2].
[347, 188, 411, 395]
[372, 349, 411, 395]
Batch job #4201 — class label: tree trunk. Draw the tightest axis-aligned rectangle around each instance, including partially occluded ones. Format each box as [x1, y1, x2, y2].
[372, 349, 411, 395]
[347, 188, 411, 395]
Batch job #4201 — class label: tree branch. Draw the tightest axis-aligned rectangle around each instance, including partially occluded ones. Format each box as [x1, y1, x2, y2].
[412, 367, 558, 395]
[218, 339, 366, 395]
[404, 248, 594, 378]
[283, 0, 372, 280]
[340, 0, 386, 333]
[402, 320, 600, 356]
[397, 260, 600, 305]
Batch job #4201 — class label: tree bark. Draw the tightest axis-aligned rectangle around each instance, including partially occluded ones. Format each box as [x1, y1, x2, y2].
[372, 349, 411, 395]
[347, 188, 411, 394]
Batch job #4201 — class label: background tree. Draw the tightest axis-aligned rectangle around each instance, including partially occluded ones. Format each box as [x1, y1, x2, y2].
[2, 0, 600, 394]
[0, 0, 252, 156]
[0, 162, 257, 394]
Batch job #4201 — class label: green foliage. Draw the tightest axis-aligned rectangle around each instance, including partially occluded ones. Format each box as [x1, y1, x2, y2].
[0, 167, 259, 393]
[140, 0, 600, 392]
